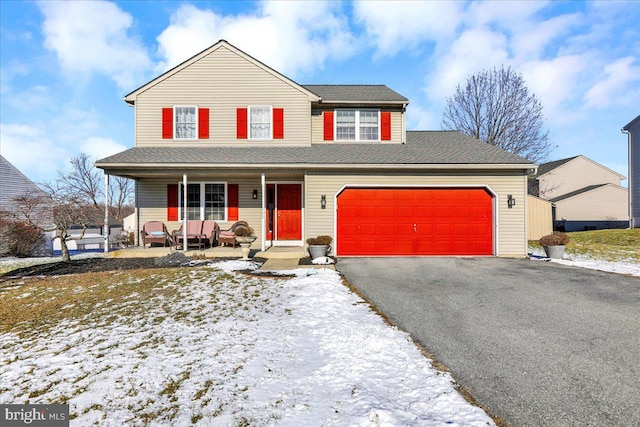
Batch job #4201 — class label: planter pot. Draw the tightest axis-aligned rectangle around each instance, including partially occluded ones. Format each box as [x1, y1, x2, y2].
[235, 236, 257, 260]
[543, 245, 565, 259]
[308, 244, 331, 259]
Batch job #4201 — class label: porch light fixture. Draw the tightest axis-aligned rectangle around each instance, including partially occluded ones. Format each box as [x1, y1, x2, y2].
[507, 195, 516, 208]
[321, 195, 326, 209]
[252, 189, 258, 199]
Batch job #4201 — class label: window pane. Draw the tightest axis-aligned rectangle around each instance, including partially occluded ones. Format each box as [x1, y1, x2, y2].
[336, 110, 355, 140]
[250, 107, 271, 139]
[187, 183, 200, 220]
[204, 183, 225, 220]
[175, 107, 196, 139]
[359, 111, 379, 141]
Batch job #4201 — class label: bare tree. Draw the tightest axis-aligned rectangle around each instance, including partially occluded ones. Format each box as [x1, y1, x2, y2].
[108, 176, 134, 220]
[58, 153, 103, 207]
[59, 153, 133, 220]
[442, 66, 552, 164]
[12, 185, 97, 262]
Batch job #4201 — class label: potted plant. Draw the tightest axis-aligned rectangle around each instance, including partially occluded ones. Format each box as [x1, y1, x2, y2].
[306, 235, 332, 259]
[234, 226, 256, 260]
[539, 232, 570, 259]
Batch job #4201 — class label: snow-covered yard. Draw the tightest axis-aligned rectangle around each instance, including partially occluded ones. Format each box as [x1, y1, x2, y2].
[0, 260, 493, 426]
[528, 247, 640, 277]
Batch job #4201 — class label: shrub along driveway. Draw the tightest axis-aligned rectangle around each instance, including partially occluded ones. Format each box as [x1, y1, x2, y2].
[338, 257, 640, 427]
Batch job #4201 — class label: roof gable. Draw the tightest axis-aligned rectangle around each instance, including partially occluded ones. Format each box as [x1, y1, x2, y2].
[623, 114, 640, 130]
[550, 183, 626, 202]
[124, 40, 320, 104]
[535, 155, 626, 180]
[0, 155, 46, 210]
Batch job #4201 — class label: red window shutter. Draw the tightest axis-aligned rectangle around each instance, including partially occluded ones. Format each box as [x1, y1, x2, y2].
[162, 108, 173, 139]
[228, 184, 239, 221]
[167, 184, 178, 221]
[381, 111, 391, 141]
[236, 108, 248, 139]
[324, 111, 334, 141]
[198, 108, 209, 139]
[273, 108, 284, 139]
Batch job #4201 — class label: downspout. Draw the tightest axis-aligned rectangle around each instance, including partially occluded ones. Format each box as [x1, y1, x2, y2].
[401, 103, 407, 144]
[622, 128, 632, 228]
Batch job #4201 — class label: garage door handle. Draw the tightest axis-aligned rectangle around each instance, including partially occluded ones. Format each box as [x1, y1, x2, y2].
[414, 223, 417, 233]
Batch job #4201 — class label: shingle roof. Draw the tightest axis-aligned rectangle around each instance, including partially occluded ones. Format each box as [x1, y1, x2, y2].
[623, 114, 640, 130]
[302, 85, 408, 103]
[550, 184, 608, 202]
[95, 131, 532, 171]
[534, 156, 579, 177]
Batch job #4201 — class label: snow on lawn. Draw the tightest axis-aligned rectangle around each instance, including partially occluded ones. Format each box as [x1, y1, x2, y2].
[529, 247, 640, 277]
[0, 260, 493, 426]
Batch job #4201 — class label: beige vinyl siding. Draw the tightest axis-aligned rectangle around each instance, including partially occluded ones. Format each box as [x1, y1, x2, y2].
[304, 170, 529, 257]
[555, 185, 628, 221]
[527, 195, 553, 240]
[137, 177, 264, 242]
[310, 108, 404, 144]
[134, 45, 311, 147]
[539, 157, 624, 200]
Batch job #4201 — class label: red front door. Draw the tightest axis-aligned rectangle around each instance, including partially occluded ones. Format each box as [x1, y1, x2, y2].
[269, 184, 302, 241]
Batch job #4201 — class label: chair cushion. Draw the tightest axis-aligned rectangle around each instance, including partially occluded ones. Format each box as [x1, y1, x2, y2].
[150, 231, 165, 236]
[219, 231, 235, 238]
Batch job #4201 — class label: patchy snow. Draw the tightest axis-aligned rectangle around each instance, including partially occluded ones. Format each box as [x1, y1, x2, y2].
[0, 261, 493, 426]
[311, 256, 334, 265]
[529, 247, 640, 277]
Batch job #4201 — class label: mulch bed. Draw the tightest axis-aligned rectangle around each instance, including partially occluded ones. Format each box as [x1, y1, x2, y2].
[0, 256, 269, 280]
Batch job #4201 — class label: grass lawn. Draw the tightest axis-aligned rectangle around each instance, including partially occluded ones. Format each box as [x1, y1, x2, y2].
[529, 228, 640, 262]
[0, 260, 492, 426]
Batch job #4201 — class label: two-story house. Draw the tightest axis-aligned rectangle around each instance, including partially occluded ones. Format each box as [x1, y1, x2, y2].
[529, 155, 628, 231]
[95, 40, 534, 257]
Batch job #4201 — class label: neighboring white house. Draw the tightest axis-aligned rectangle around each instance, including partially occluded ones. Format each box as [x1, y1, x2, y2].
[529, 155, 628, 232]
[623, 114, 640, 228]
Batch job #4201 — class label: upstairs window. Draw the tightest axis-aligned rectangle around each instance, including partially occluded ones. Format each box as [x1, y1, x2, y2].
[335, 109, 380, 141]
[175, 106, 197, 139]
[249, 106, 272, 139]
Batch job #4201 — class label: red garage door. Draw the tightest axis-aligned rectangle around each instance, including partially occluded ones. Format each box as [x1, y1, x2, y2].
[337, 188, 493, 256]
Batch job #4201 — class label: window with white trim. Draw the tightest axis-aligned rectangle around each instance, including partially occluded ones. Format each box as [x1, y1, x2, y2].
[178, 182, 226, 220]
[249, 106, 272, 139]
[175, 106, 197, 139]
[335, 109, 379, 141]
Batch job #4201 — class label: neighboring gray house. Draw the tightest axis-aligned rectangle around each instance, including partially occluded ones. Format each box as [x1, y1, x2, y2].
[623, 114, 640, 228]
[0, 155, 53, 254]
[529, 155, 628, 231]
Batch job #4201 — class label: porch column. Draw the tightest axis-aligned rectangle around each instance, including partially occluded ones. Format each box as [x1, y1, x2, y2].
[104, 174, 110, 253]
[261, 173, 266, 252]
[183, 173, 188, 251]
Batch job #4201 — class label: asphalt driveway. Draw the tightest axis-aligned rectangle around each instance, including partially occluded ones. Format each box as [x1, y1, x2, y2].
[337, 257, 640, 426]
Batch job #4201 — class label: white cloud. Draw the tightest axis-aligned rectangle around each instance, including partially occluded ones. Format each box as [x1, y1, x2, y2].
[352, 0, 463, 56]
[0, 123, 70, 183]
[81, 137, 127, 161]
[39, 0, 151, 89]
[511, 13, 584, 60]
[584, 57, 640, 109]
[465, 1, 549, 30]
[156, 1, 355, 78]
[424, 28, 509, 103]
[521, 55, 587, 119]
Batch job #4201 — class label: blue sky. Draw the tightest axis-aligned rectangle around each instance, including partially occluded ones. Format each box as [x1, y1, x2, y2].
[1, 0, 638, 185]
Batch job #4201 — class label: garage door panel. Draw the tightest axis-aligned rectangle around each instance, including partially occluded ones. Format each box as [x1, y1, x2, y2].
[337, 188, 493, 256]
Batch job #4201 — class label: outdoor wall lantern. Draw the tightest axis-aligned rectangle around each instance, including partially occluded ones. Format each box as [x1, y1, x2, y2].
[321, 195, 327, 209]
[507, 194, 516, 208]
[252, 189, 258, 199]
